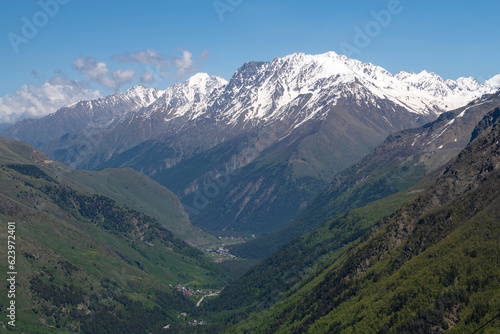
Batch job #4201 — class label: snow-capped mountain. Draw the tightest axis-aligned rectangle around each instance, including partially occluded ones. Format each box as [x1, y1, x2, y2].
[207, 52, 498, 128]
[113, 52, 500, 144]
[5, 51, 499, 151]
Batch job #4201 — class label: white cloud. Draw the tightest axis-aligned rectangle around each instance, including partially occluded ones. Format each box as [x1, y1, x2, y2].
[170, 49, 196, 79]
[73, 56, 136, 89]
[112, 68, 136, 87]
[140, 71, 155, 84]
[0, 75, 100, 124]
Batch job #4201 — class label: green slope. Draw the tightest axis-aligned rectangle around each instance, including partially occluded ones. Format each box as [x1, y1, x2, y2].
[63, 167, 217, 246]
[0, 137, 228, 333]
[225, 107, 500, 333]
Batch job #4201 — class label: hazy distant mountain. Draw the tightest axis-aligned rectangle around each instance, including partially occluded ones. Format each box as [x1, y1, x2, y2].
[2, 85, 162, 147]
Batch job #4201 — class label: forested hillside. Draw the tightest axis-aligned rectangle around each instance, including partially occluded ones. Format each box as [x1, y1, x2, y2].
[0, 137, 227, 333]
[200, 107, 500, 333]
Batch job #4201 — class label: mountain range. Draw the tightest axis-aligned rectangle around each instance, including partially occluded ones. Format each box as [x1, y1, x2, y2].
[4, 52, 500, 236]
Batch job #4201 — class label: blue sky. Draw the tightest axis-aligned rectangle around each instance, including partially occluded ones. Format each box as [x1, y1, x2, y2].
[1, 0, 499, 123]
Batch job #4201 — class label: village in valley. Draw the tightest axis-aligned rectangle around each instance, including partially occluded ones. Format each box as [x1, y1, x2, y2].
[162, 235, 256, 330]
[174, 283, 220, 301]
[200, 235, 255, 263]
[161, 284, 221, 330]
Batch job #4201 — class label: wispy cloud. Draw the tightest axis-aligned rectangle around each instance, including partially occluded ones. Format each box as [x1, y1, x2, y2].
[72, 56, 136, 89]
[140, 71, 155, 84]
[200, 49, 210, 61]
[0, 75, 100, 124]
[112, 68, 136, 87]
[111, 49, 166, 69]
[112, 48, 208, 81]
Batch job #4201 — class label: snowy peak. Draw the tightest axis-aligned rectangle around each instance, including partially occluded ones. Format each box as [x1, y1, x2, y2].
[456, 76, 480, 90]
[140, 74, 228, 119]
[183, 73, 228, 99]
[186, 72, 227, 90]
[395, 70, 477, 97]
[124, 85, 162, 107]
[484, 74, 500, 90]
[65, 84, 161, 113]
